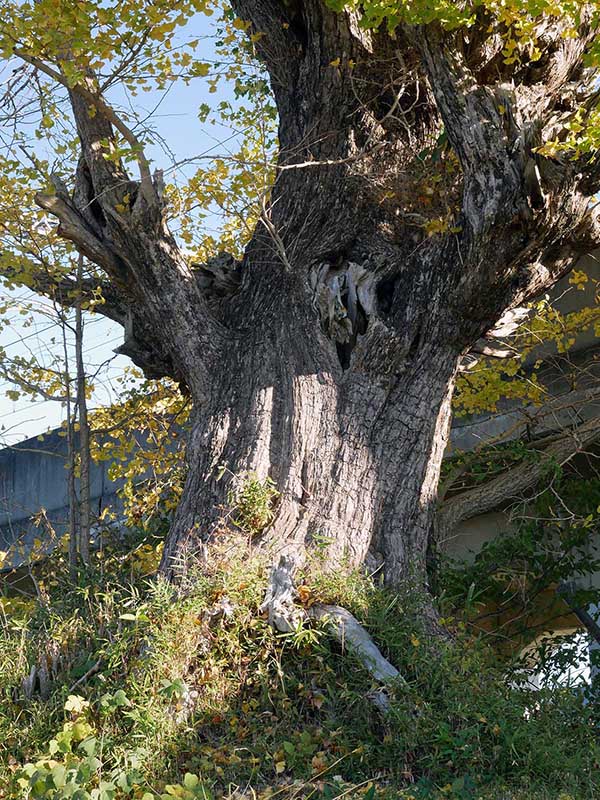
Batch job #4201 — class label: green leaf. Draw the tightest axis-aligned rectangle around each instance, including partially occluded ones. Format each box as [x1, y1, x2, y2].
[183, 773, 199, 789]
[65, 694, 89, 714]
[51, 764, 67, 788]
[79, 736, 97, 757]
[112, 689, 129, 706]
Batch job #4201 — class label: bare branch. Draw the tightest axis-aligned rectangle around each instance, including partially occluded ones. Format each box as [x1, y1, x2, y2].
[0, 361, 67, 403]
[34, 192, 128, 281]
[557, 582, 600, 647]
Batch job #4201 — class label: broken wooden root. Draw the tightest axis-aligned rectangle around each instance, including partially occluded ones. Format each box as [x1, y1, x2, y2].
[259, 554, 304, 632]
[260, 556, 405, 712]
[21, 639, 61, 701]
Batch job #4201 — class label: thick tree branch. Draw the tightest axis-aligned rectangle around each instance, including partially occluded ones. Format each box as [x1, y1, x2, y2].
[20, 57, 220, 394]
[416, 26, 522, 235]
[438, 415, 600, 539]
[30, 265, 178, 381]
[230, 0, 302, 93]
[57, 279, 127, 326]
[408, 16, 600, 356]
[26, 269, 129, 328]
[34, 192, 129, 281]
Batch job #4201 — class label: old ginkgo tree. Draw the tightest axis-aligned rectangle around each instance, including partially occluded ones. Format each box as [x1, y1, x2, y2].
[1, 0, 600, 631]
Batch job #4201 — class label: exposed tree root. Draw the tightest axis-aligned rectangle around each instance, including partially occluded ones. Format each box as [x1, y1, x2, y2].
[259, 555, 305, 633]
[260, 557, 405, 712]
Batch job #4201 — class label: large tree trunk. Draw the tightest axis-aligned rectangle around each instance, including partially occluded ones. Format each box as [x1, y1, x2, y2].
[160, 266, 459, 587]
[159, 4, 467, 587]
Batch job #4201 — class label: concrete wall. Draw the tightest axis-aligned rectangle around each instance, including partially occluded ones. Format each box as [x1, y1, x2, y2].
[0, 428, 124, 567]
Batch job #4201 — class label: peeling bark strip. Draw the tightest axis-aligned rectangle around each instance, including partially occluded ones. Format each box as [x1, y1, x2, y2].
[307, 605, 403, 679]
[22, 2, 600, 601]
[309, 605, 403, 713]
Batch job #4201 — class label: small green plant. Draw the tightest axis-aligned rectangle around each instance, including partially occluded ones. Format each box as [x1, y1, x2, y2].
[15, 693, 212, 800]
[226, 470, 279, 535]
[158, 677, 187, 700]
[15, 695, 144, 800]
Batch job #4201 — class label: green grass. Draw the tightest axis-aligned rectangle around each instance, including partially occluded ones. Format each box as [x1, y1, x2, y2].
[0, 532, 598, 800]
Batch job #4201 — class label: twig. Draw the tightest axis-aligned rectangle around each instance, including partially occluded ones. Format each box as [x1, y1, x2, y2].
[69, 658, 102, 692]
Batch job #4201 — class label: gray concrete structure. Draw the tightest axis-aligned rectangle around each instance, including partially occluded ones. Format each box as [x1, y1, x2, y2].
[0, 428, 125, 567]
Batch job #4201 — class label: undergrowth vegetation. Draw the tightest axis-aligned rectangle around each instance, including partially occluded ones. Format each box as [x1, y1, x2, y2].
[1, 530, 599, 800]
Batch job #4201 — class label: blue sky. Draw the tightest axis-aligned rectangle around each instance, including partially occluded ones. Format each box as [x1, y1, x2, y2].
[0, 11, 245, 444]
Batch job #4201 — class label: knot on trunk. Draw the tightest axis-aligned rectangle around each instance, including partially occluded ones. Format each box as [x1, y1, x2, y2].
[459, 305, 533, 372]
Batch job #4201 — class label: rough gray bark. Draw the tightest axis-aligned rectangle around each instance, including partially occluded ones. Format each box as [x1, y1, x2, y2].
[21, 2, 600, 611]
